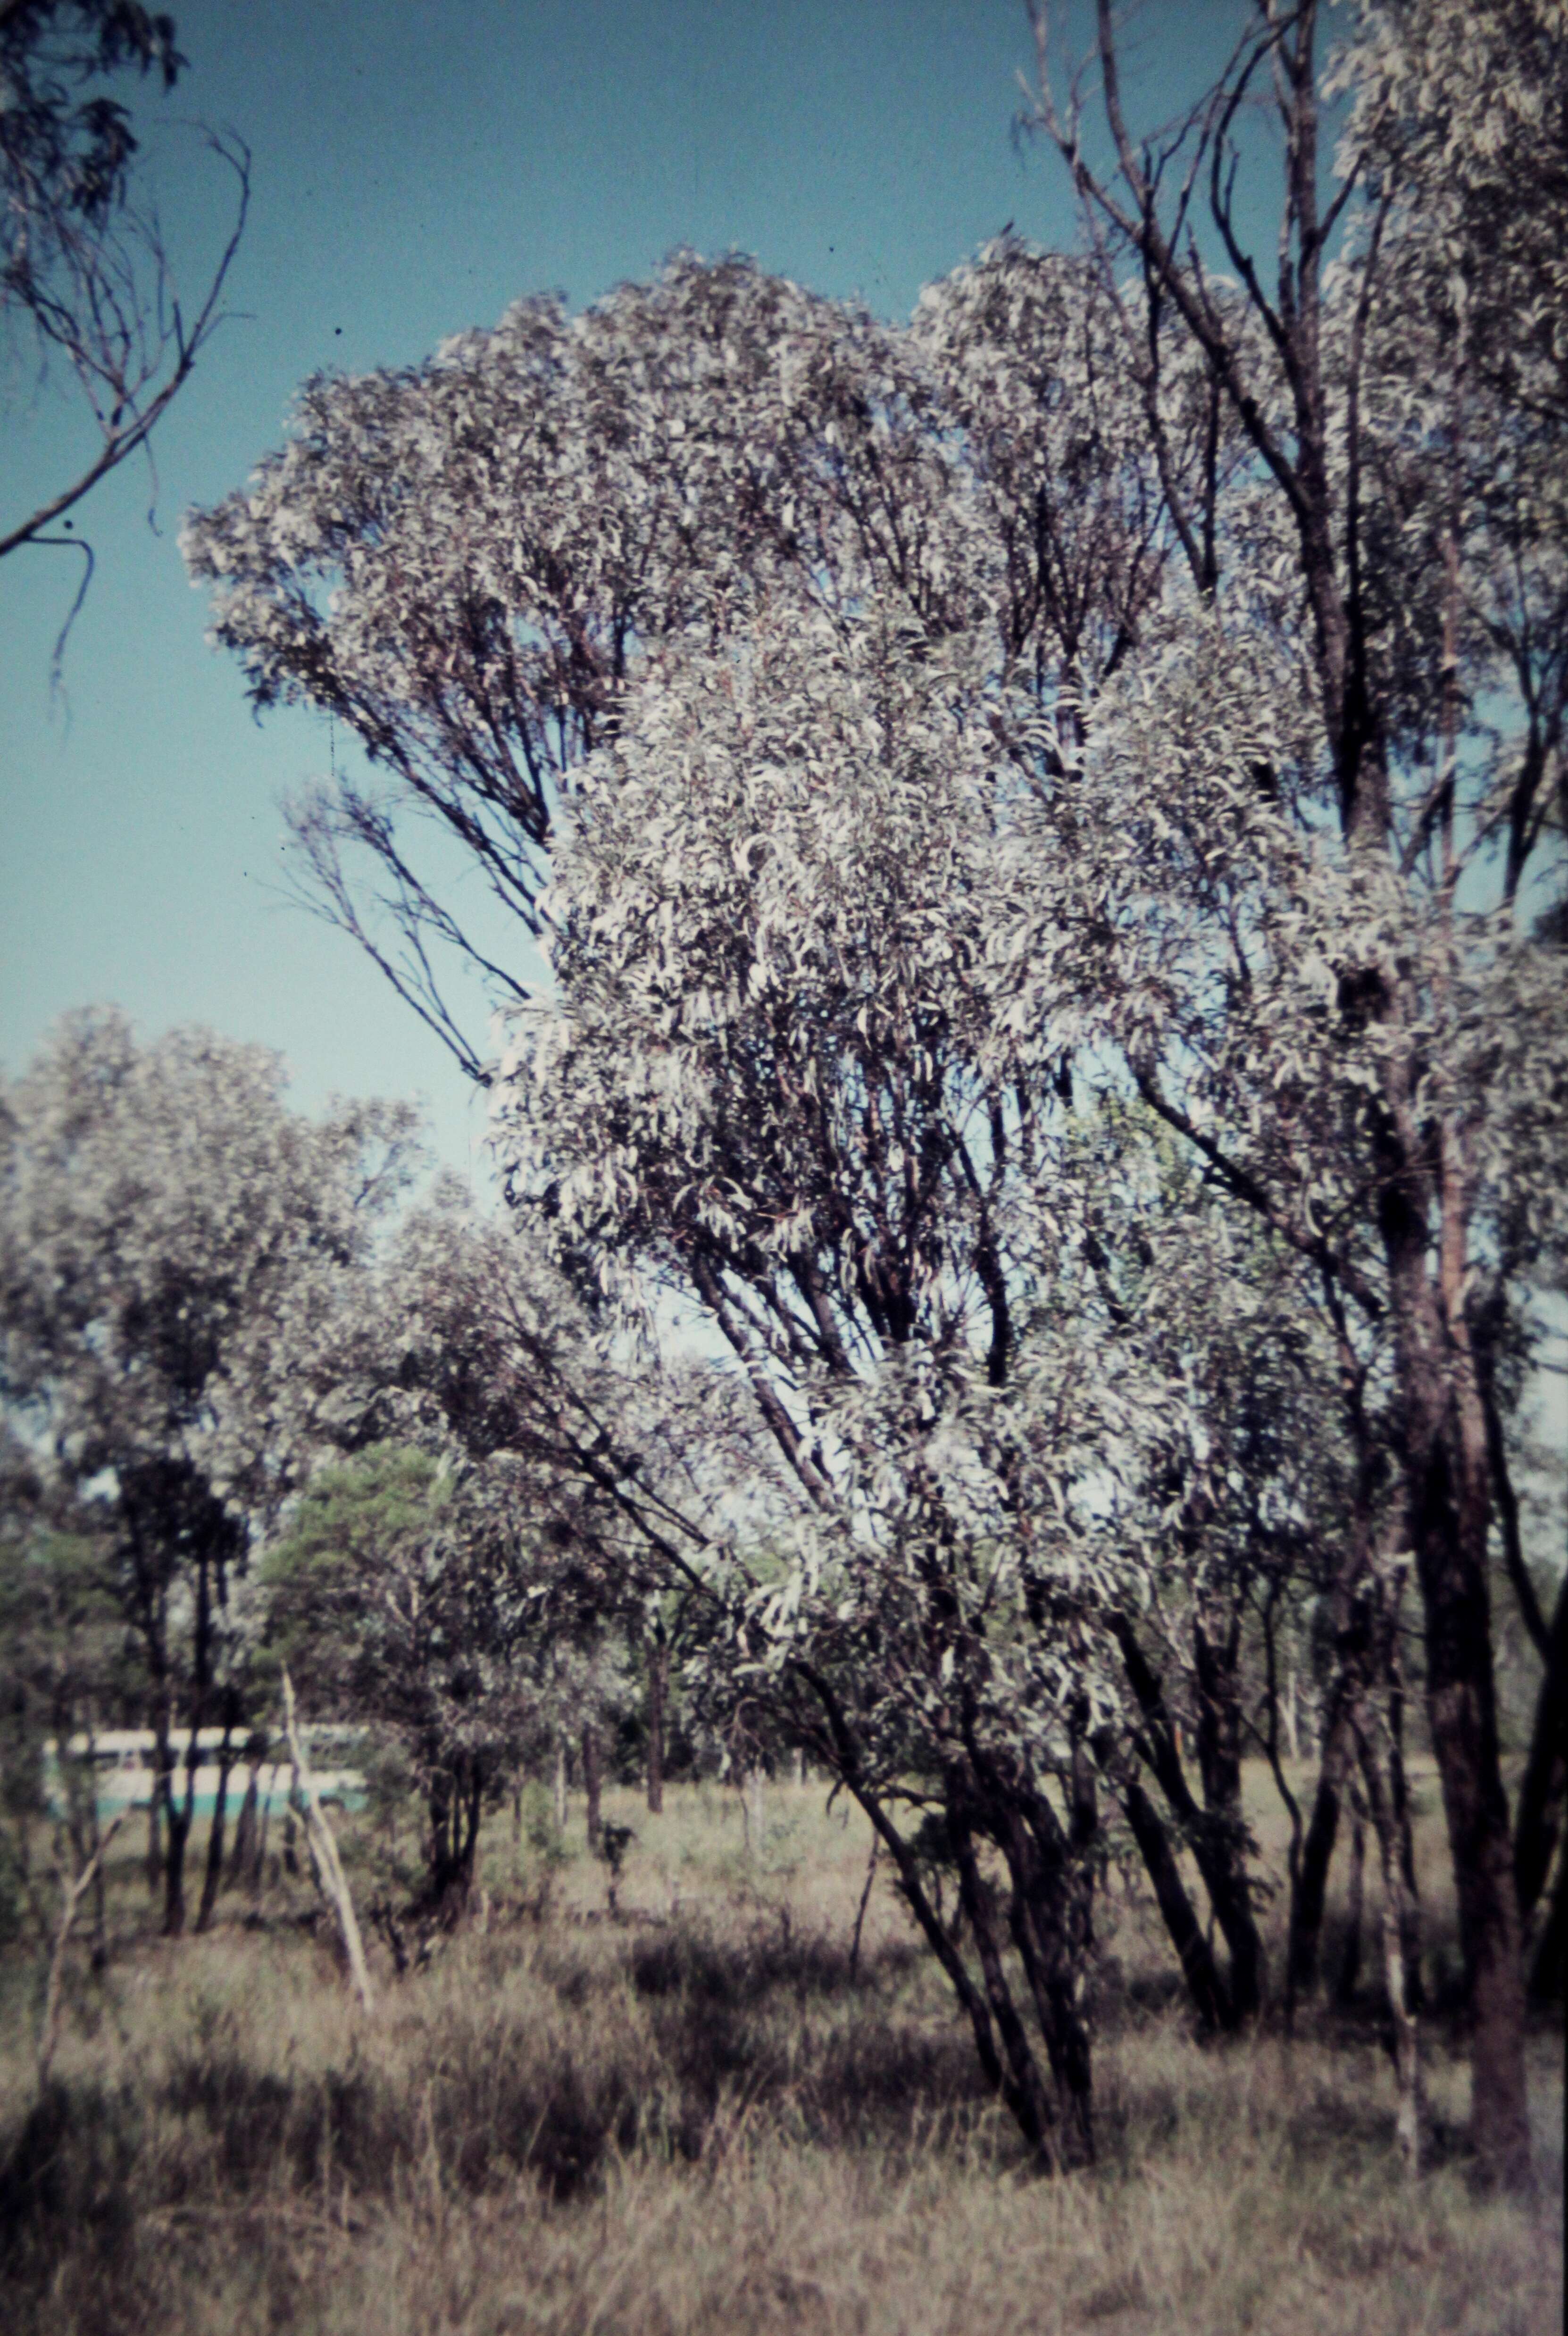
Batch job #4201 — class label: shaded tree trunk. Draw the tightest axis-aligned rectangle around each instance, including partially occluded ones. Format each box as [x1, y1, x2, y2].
[145, 1790, 162, 1898]
[1336, 1801, 1366, 2004]
[1119, 1768, 1234, 2031]
[194, 1727, 235, 1936]
[581, 1722, 602, 1855]
[646, 1629, 667, 1815]
[1398, 1350, 1530, 2186]
[1528, 1837, 1566, 2003]
[157, 1718, 196, 1938]
[1357, 1726, 1424, 2177]
[425, 1759, 484, 1924]
[1515, 1570, 1568, 1930]
[1112, 1612, 1265, 2021]
[230, 1769, 261, 1895]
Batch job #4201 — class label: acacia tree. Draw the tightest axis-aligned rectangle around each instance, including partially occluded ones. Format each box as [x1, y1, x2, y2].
[0, 1010, 417, 1932]
[184, 0, 1565, 2180]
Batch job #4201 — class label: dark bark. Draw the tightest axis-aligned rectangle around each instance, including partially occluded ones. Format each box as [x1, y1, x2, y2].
[1007, 1842, 1096, 2162]
[945, 1791, 1063, 2166]
[1514, 1569, 1568, 1925]
[1336, 1802, 1366, 2004]
[1111, 1612, 1264, 2020]
[194, 1730, 235, 1936]
[1053, 0, 1537, 2190]
[1355, 1725, 1425, 2173]
[581, 1721, 602, 1855]
[1528, 1835, 1566, 2003]
[646, 1630, 667, 1816]
[158, 1722, 196, 1937]
[797, 1662, 1066, 2169]
[424, 1759, 484, 1922]
[145, 1793, 162, 1897]
[1400, 1362, 1531, 2186]
[964, 1744, 1096, 2164]
[230, 1770, 261, 1894]
[1119, 1768, 1234, 2032]
[1387, 1652, 1425, 2014]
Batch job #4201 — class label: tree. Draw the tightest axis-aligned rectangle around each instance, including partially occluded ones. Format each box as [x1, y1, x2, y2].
[1018, 0, 1567, 2186]
[184, 1, 1566, 2180]
[263, 1443, 555, 1922]
[0, 1009, 418, 1932]
[1, 0, 248, 650]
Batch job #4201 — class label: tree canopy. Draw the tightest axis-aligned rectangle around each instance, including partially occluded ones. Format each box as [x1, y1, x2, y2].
[176, 0, 1568, 2184]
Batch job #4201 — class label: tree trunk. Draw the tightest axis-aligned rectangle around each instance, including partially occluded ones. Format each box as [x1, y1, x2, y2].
[1402, 1390, 1531, 2186]
[646, 1632, 667, 1815]
[553, 1736, 569, 1833]
[946, 1793, 1064, 2168]
[145, 1791, 163, 1898]
[581, 1722, 602, 1856]
[194, 1734, 234, 1936]
[1364, 1123, 1532, 2186]
[1112, 1613, 1264, 2019]
[1336, 1803, 1365, 2004]
[1515, 1569, 1567, 1927]
[230, 1770, 260, 1894]
[1528, 1835, 1566, 2003]
[159, 1729, 196, 1938]
[1358, 1730, 1424, 2177]
[425, 1763, 481, 1923]
[1118, 1767, 1234, 2032]
[1387, 1653, 1425, 2014]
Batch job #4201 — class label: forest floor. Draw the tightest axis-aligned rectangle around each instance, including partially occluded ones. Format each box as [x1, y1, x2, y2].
[0, 1762, 1561, 2336]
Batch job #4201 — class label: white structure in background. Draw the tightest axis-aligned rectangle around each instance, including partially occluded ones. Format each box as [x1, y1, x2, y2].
[43, 1727, 366, 1818]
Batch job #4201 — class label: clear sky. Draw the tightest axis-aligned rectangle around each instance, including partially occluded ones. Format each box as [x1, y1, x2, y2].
[0, 0, 1254, 1176]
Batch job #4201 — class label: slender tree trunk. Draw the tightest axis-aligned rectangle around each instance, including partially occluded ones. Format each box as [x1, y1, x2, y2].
[1358, 1729, 1424, 2177]
[1119, 1769, 1234, 2031]
[159, 1723, 196, 1938]
[194, 1731, 234, 1935]
[1528, 1838, 1566, 2003]
[1387, 1649, 1425, 2014]
[1290, 1710, 1355, 1999]
[1515, 1570, 1568, 1928]
[946, 1792, 1062, 2168]
[646, 1632, 667, 1815]
[1337, 1802, 1366, 2005]
[145, 1791, 163, 1898]
[1403, 1387, 1531, 2185]
[1372, 1131, 1532, 2186]
[553, 1736, 569, 1833]
[231, 1769, 260, 1894]
[1113, 1614, 1264, 2019]
[581, 1722, 602, 1856]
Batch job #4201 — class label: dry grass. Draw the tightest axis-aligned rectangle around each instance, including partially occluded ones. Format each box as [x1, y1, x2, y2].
[0, 1769, 1560, 2336]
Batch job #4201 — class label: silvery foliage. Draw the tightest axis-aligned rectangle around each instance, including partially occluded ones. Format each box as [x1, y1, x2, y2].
[0, 1009, 420, 1553]
[492, 595, 1318, 1795]
[181, 0, 1566, 1807]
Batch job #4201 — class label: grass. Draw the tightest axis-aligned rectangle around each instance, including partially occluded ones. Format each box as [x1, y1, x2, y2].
[0, 1767, 1560, 2336]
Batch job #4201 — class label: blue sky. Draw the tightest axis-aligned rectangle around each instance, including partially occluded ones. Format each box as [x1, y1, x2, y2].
[0, 0, 1238, 1175]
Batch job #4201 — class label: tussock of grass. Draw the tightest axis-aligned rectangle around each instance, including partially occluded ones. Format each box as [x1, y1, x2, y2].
[0, 1775, 1560, 2335]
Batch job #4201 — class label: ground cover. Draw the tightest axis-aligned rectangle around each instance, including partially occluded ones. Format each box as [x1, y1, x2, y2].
[1, 1767, 1560, 2335]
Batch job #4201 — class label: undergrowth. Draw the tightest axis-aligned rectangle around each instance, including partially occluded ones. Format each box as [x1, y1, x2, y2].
[0, 1778, 1560, 2336]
